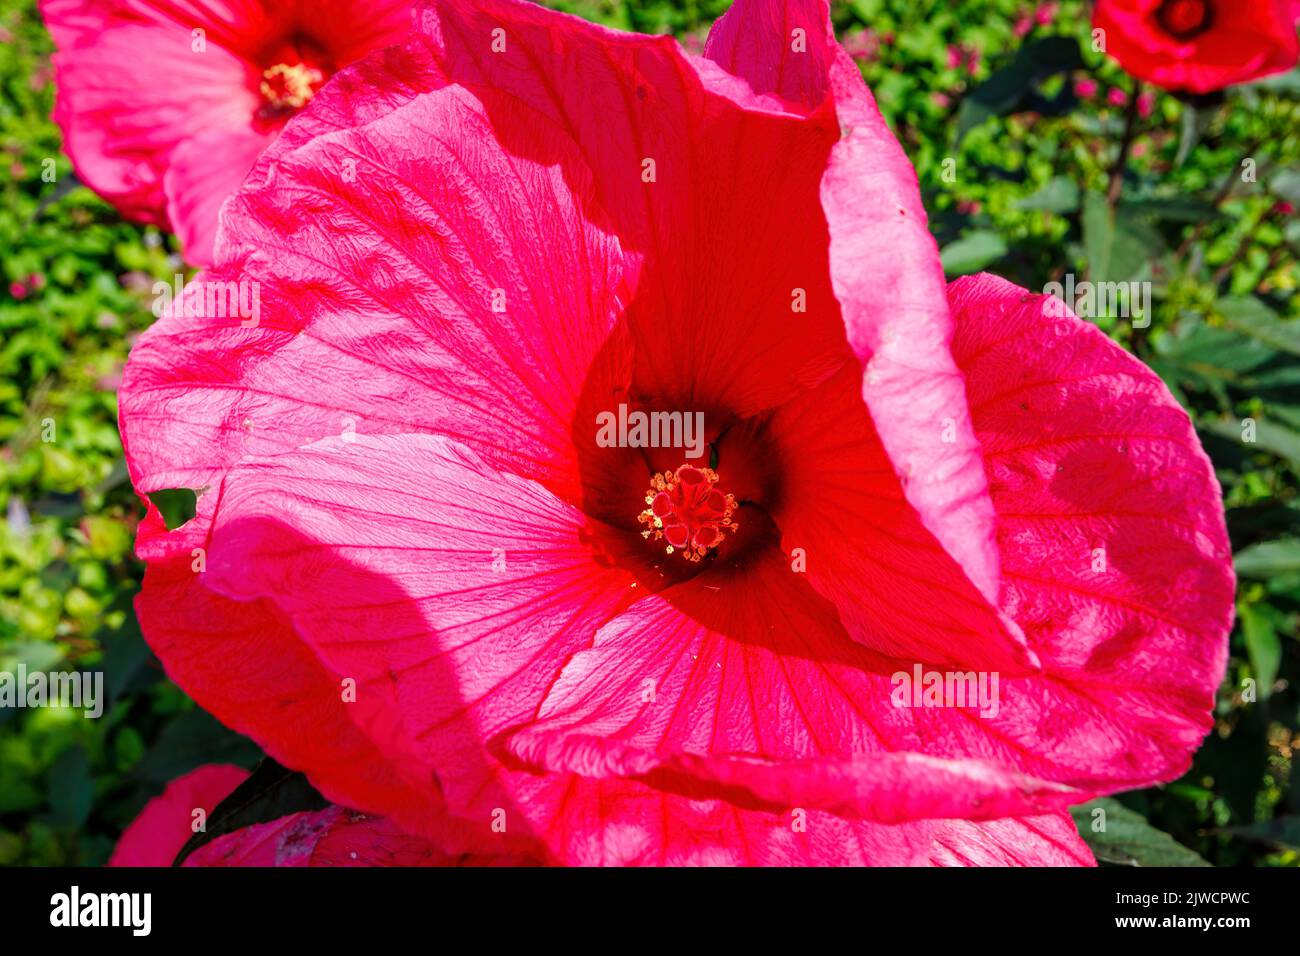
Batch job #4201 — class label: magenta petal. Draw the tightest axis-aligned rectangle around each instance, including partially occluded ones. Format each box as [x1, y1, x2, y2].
[164, 125, 271, 265]
[108, 764, 248, 867]
[42, 7, 258, 226]
[507, 549, 1076, 823]
[138, 433, 639, 846]
[766, 362, 1035, 670]
[133, 497, 445, 836]
[823, 61, 1002, 607]
[120, 80, 630, 508]
[40, 0, 415, 258]
[510, 773, 941, 865]
[184, 805, 529, 867]
[948, 273, 1234, 790]
[706, 0, 1002, 604]
[929, 814, 1096, 867]
[704, 0, 835, 108]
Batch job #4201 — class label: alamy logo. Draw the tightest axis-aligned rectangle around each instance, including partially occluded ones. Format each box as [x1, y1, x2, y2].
[152, 273, 260, 327]
[0, 666, 102, 718]
[595, 403, 706, 459]
[890, 664, 1000, 718]
[50, 886, 151, 936]
[1042, 273, 1151, 328]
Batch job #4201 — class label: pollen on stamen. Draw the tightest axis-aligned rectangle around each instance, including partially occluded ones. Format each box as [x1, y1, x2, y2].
[637, 464, 738, 563]
[260, 62, 324, 111]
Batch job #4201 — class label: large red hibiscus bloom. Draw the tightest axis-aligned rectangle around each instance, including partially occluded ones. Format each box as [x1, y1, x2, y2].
[117, 0, 1234, 865]
[1093, 0, 1300, 93]
[41, 0, 415, 264]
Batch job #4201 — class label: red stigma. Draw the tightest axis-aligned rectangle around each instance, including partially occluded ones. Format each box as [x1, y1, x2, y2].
[260, 62, 324, 111]
[637, 464, 738, 562]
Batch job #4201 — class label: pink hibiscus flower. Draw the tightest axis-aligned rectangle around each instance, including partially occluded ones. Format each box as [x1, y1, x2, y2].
[118, 0, 1234, 865]
[185, 804, 537, 866]
[110, 762, 515, 865]
[1092, 0, 1300, 94]
[40, 0, 414, 264]
[109, 763, 248, 866]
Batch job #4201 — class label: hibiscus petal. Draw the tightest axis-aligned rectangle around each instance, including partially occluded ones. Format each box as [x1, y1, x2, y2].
[120, 77, 630, 511]
[44, 1, 279, 61]
[1094, 0, 1299, 94]
[947, 273, 1233, 791]
[418, 0, 854, 418]
[184, 805, 524, 866]
[163, 124, 271, 264]
[506, 273, 1233, 811]
[108, 763, 248, 867]
[507, 772, 940, 865]
[181, 787, 1090, 867]
[42, 2, 259, 224]
[138, 433, 641, 847]
[118, 0, 863, 518]
[703, 0, 834, 108]
[506, 548, 1076, 823]
[134, 496, 448, 834]
[763, 361, 1035, 671]
[928, 813, 1096, 867]
[136, 430, 956, 865]
[522, 774, 1090, 865]
[705, 0, 1002, 605]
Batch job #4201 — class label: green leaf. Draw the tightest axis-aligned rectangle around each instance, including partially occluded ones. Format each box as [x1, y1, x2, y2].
[847, 0, 885, 23]
[1223, 817, 1300, 851]
[173, 758, 330, 866]
[1202, 416, 1300, 469]
[1082, 192, 1114, 281]
[1234, 538, 1300, 578]
[940, 230, 1007, 276]
[1015, 176, 1079, 214]
[1071, 798, 1210, 867]
[1155, 323, 1276, 382]
[1239, 603, 1281, 699]
[135, 709, 260, 785]
[1120, 195, 1217, 223]
[1269, 166, 1300, 205]
[148, 487, 198, 531]
[955, 36, 1084, 140]
[1080, 194, 1169, 284]
[48, 746, 95, 829]
[1217, 297, 1300, 358]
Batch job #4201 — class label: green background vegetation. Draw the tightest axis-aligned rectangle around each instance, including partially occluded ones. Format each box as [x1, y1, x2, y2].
[1, 0, 1297, 866]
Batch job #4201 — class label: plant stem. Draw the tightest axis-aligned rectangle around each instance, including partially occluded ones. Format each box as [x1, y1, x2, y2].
[1107, 80, 1142, 208]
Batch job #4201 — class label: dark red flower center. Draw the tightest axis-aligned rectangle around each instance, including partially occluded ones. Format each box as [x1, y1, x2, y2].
[638, 464, 739, 562]
[260, 62, 325, 112]
[1155, 0, 1213, 40]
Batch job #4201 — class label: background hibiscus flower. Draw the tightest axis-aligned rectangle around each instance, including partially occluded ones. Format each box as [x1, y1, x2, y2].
[110, 763, 531, 865]
[40, 0, 415, 264]
[1093, 0, 1300, 93]
[108, 763, 246, 866]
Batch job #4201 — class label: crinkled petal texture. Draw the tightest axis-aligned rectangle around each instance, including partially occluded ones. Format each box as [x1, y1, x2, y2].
[185, 804, 535, 866]
[40, 0, 413, 262]
[119, 0, 1229, 866]
[114, 765, 525, 867]
[947, 274, 1232, 787]
[109, 763, 248, 866]
[1093, 0, 1300, 94]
